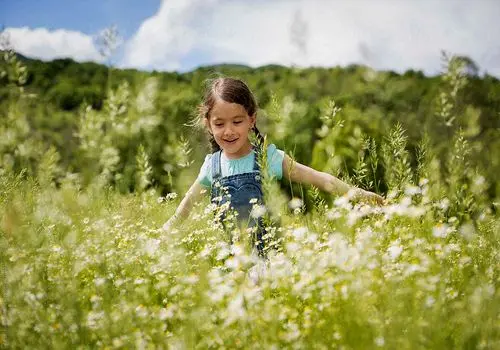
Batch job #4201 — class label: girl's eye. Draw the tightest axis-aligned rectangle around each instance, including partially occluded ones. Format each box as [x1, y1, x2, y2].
[234, 121, 242, 125]
[215, 123, 223, 127]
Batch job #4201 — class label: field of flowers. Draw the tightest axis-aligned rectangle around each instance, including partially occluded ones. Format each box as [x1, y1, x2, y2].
[1, 160, 499, 348]
[1, 37, 499, 348]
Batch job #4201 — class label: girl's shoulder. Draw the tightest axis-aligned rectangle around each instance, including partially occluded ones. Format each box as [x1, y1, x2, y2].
[197, 154, 214, 188]
[264, 144, 285, 179]
[265, 143, 282, 157]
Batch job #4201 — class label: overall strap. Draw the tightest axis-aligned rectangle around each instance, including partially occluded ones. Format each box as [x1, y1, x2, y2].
[211, 150, 222, 180]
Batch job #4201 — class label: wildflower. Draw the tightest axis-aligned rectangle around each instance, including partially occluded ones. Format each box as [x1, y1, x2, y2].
[334, 195, 350, 208]
[387, 241, 403, 260]
[432, 223, 449, 238]
[288, 197, 303, 210]
[86, 311, 105, 330]
[400, 196, 412, 207]
[166, 192, 178, 200]
[286, 242, 300, 254]
[135, 305, 148, 318]
[407, 206, 426, 218]
[204, 203, 217, 214]
[212, 195, 223, 203]
[325, 208, 342, 220]
[425, 296, 435, 307]
[114, 279, 124, 287]
[459, 223, 475, 241]
[250, 204, 267, 218]
[225, 293, 246, 326]
[375, 336, 385, 347]
[143, 238, 160, 256]
[459, 256, 471, 265]
[346, 188, 359, 200]
[403, 264, 426, 277]
[94, 278, 106, 287]
[182, 275, 199, 285]
[158, 307, 175, 321]
[438, 198, 450, 211]
[216, 245, 231, 260]
[386, 190, 398, 200]
[113, 338, 124, 347]
[340, 285, 348, 299]
[156, 196, 164, 204]
[292, 226, 308, 240]
[419, 178, 429, 186]
[473, 175, 485, 187]
[404, 185, 421, 196]
[224, 257, 240, 270]
[347, 210, 361, 226]
[445, 287, 458, 299]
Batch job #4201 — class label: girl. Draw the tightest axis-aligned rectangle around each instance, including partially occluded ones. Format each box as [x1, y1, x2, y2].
[162, 77, 383, 255]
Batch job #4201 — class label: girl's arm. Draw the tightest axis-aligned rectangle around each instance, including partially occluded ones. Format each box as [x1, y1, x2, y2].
[162, 181, 205, 232]
[282, 155, 384, 205]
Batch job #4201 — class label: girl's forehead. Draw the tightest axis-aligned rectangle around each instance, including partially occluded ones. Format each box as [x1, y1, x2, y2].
[211, 99, 249, 119]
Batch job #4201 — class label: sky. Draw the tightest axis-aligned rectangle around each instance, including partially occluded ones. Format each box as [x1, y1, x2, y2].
[1, 0, 500, 76]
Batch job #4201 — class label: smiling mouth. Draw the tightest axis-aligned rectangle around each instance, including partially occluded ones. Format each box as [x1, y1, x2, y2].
[224, 139, 238, 143]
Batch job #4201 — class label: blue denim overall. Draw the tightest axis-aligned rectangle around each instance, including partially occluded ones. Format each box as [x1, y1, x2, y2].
[210, 147, 266, 256]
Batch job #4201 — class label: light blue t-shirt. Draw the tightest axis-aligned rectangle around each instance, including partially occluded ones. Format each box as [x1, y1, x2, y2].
[197, 144, 285, 188]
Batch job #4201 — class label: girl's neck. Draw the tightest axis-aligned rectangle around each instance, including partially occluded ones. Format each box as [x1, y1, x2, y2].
[221, 139, 253, 160]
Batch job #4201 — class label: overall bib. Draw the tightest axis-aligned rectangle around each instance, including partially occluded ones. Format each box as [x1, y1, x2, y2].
[210, 147, 266, 256]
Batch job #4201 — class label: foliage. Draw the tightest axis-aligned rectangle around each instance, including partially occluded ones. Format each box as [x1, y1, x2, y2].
[1, 47, 499, 199]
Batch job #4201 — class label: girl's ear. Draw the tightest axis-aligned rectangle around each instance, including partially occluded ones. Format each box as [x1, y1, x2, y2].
[249, 114, 256, 129]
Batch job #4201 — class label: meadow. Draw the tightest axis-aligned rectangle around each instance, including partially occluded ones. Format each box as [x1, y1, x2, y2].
[1, 36, 499, 348]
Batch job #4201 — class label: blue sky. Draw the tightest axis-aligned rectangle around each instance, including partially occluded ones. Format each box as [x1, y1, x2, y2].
[1, 0, 158, 40]
[2, 0, 500, 76]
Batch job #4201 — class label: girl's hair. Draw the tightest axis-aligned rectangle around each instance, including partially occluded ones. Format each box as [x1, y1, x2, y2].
[198, 77, 265, 152]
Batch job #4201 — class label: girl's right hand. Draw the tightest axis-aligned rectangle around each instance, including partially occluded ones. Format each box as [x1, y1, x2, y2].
[161, 215, 177, 233]
[162, 220, 173, 232]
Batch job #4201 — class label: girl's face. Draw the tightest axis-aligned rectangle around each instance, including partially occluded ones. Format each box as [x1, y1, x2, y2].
[207, 99, 256, 159]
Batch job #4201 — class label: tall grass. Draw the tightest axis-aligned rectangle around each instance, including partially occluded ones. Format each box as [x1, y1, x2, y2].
[1, 161, 498, 348]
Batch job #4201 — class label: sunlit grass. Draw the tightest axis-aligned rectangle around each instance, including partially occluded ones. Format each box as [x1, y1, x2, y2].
[1, 173, 498, 348]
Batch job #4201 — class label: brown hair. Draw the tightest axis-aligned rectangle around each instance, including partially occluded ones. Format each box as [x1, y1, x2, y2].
[198, 77, 265, 152]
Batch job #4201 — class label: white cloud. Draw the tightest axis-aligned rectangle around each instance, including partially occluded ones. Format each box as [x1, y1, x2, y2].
[120, 0, 216, 71]
[4, 27, 102, 63]
[122, 0, 500, 76]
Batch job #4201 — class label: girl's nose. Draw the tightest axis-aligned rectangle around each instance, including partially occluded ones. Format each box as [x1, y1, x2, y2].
[224, 126, 235, 136]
